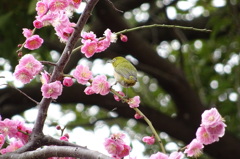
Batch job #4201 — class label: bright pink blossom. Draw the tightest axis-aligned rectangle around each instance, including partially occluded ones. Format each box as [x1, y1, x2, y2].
[73, 65, 92, 85]
[128, 96, 140, 108]
[84, 86, 95, 95]
[184, 139, 203, 157]
[104, 133, 131, 158]
[22, 28, 33, 38]
[81, 31, 97, 43]
[24, 35, 44, 50]
[120, 34, 128, 42]
[33, 20, 43, 29]
[0, 134, 5, 149]
[142, 136, 155, 145]
[36, 1, 48, 16]
[150, 152, 168, 159]
[41, 81, 63, 99]
[91, 75, 110, 96]
[201, 108, 223, 127]
[63, 77, 74, 87]
[134, 113, 143, 119]
[196, 126, 214, 145]
[81, 40, 98, 58]
[114, 91, 125, 101]
[206, 122, 226, 138]
[0, 140, 24, 154]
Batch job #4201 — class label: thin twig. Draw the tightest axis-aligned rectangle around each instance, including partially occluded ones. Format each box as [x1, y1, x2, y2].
[40, 61, 58, 66]
[3, 84, 39, 105]
[116, 24, 212, 35]
[105, 0, 123, 13]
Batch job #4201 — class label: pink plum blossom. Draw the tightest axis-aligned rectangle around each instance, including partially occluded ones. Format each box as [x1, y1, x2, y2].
[40, 71, 51, 84]
[168, 151, 184, 159]
[13, 68, 33, 84]
[150, 152, 168, 159]
[120, 34, 128, 42]
[49, 0, 69, 12]
[196, 126, 215, 145]
[184, 139, 204, 157]
[18, 54, 43, 76]
[104, 133, 131, 158]
[84, 86, 95, 95]
[128, 96, 140, 108]
[41, 81, 63, 99]
[22, 28, 33, 38]
[0, 134, 5, 149]
[73, 65, 92, 85]
[206, 122, 226, 138]
[33, 20, 43, 29]
[114, 91, 125, 101]
[81, 40, 98, 58]
[0, 140, 24, 154]
[24, 35, 44, 50]
[142, 136, 155, 145]
[201, 108, 223, 127]
[63, 77, 74, 87]
[36, 1, 48, 16]
[91, 75, 110, 95]
[134, 113, 143, 119]
[81, 31, 97, 43]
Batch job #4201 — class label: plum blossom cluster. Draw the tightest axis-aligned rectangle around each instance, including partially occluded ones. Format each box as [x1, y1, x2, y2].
[13, 54, 43, 84]
[184, 108, 226, 158]
[72, 64, 111, 95]
[40, 71, 63, 99]
[22, 29, 44, 50]
[0, 116, 32, 154]
[104, 133, 131, 159]
[81, 29, 117, 58]
[33, 0, 81, 43]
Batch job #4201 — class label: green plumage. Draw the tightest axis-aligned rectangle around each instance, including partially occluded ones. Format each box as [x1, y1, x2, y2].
[111, 57, 137, 87]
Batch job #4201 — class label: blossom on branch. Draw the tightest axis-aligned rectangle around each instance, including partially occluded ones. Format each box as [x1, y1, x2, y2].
[24, 35, 44, 50]
[127, 96, 140, 108]
[41, 81, 63, 99]
[91, 75, 110, 95]
[73, 65, 92, 85]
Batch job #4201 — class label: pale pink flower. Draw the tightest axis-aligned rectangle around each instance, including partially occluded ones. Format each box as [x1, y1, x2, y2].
[0, 134, 5, 149]
[81, 31, 97, 43]
[33, 20, 43, 29]
[120, 34, 128, 42]
[95, 39, 110, 53]
[49, 0, 69, 12]
[41, 81, 63, 99]
[0, 140, 24, 154]
[196, 126, 214, 145]
[91, 75, 110, 96]
[0, 119, 20, 138]
[36, 1, 48, 16]
[184, 139, 204, 157]
[142, 136, 155, 145]
[13, 68, 33, 84]
[63, 77, 74, 87]
[22, 28, 33, 38]
[114, 91, 125, 101]
[84, 86, 95, 95]
[150, 152, 168, 159]
[128, 96, 140, 108]
[201, 108, 223, 127]
[73, 65, 92, 85]
[104, 28, 117, 43]
[206, 122, 226, 138]
[104, 133, 130, 158]
[24, 35, 44, 50]
[18, 54, 43, 76]
[81, 40, 98, 58]
[168, 151, 184, 159]
[40, 71, 51, 84]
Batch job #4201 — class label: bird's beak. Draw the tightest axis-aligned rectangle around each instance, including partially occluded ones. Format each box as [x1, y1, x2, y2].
[107, 60, 112, 63]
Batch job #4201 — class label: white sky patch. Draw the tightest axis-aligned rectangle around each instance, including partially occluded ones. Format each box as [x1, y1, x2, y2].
[212, 0, 226, 7]
[166, 6, 177, 19]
